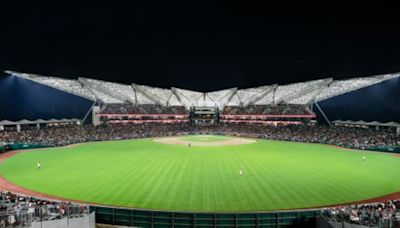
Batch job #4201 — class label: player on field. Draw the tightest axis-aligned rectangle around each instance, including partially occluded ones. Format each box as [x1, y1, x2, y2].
[239, 168, 244, 176]
[361, 155, 366, 161]
[37, 161, 41, 170]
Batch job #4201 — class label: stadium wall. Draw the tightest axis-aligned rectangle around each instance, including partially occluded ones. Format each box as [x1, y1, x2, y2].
[90, 205, 320, 227]
[0, 75, 93, 122]
[314, 77, 400, 123]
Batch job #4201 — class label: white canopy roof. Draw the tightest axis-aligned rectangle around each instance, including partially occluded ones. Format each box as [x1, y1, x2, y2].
[5, 70, 400, 109]
[0, 118, 80, 126]
[332, 120, 400, 127]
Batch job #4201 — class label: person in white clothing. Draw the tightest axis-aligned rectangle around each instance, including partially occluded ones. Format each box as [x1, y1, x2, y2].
[37, 161, 41, 170]
[239, 168, 244, 176]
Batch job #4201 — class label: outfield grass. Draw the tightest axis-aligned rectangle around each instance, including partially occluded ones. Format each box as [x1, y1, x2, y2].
[0, 136, 400, 212]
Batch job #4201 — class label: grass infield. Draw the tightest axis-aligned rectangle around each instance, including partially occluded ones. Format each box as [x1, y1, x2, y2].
[0, 135, 399, 212]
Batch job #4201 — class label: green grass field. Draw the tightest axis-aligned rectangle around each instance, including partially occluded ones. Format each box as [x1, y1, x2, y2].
[0, 135, 400, 212]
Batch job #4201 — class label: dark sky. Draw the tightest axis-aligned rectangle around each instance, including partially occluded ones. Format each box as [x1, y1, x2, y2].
[1, 5, 400, 91]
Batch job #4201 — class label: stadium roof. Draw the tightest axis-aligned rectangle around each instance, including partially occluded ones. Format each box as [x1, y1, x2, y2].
[5, 70, 400, 109]
[0, 118, 80, 126]
[332, 120, 400, 127]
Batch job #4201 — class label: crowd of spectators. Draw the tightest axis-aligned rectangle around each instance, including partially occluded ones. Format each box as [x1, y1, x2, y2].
[0, 123, 399, 149]
[259, 125, 399, 149]
[0, 191, 88, 227]
[100, 104, 313, 116]
[322, 200, 400, 227]
[100, 104, 187, 115]
[222, 105, 312, 115]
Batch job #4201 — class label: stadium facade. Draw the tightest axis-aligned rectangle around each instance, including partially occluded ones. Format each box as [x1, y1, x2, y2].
[1, 71, 400, 227]
[1, 70, 400, 126]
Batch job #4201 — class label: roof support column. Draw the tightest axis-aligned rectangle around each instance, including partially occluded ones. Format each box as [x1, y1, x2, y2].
[81, 100, 98, 124]
[314, 102, 331, 126]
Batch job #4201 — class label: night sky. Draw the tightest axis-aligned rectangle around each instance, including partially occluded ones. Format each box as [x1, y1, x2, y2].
[1, 5, 400, 92]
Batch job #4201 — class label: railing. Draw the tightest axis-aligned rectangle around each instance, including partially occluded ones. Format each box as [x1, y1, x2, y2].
[0, 212, 33, 228]
[319, 217, 400, 228]
[0, 205, 90, 228]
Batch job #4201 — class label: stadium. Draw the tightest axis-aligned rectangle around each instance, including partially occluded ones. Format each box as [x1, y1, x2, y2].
[0, 70, 400, 227]
[4, 5, 400, 228]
